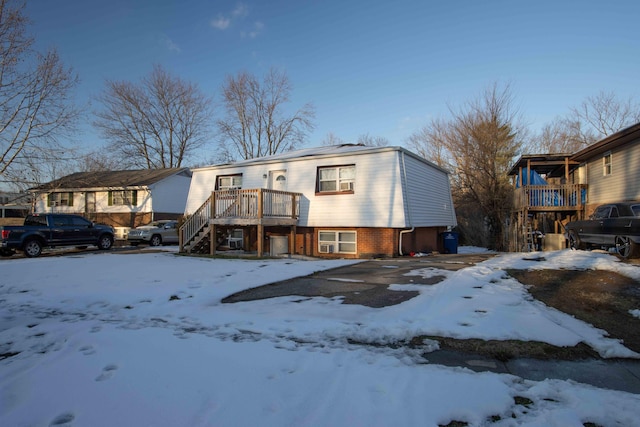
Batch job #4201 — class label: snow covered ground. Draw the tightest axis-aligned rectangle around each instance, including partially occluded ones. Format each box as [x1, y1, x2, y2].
[1, 247, 640, 426]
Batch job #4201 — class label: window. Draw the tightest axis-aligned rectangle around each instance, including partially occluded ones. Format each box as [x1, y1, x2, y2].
[47, 192, 74, 207]
[317, 165, 355, 193]
[108, 190, 137, 206]
[603, 152, 612, 176]
[318, 230, 357, 254]
[217, 175, 242, 190]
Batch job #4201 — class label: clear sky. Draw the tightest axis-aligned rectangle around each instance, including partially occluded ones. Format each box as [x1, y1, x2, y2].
[25, 0, 640, 158]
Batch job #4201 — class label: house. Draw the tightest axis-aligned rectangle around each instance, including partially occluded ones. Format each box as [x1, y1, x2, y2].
[30, 168, 192, 237]
[181, 144, 457, 258]
[508, 122, 640, 251]
[0, 191, 32, 225]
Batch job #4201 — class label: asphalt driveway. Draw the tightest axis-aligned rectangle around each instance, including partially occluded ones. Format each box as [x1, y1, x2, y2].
[222, 253, 496, 307]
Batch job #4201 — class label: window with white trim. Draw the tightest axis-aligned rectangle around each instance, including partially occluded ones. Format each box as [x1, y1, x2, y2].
[47, 192, 74, 207]
[108, 190, 137, 206]
[218, 175, 242, 190]
[318, 230, 357, 254]
[603, 152, 612, 176]
[317, 165, 355, 193]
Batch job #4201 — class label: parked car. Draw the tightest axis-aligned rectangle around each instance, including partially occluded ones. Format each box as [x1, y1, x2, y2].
[565, 202, 640, 258]
[0, 213, 114, 258]
[127, 220, 179, 246]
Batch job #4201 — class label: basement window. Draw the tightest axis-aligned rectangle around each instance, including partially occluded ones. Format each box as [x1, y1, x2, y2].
[318, 230, 356, 254]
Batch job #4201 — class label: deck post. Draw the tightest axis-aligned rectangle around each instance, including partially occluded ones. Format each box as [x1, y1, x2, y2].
[210, 224, 216, 256]
[257, 224, 264, 257]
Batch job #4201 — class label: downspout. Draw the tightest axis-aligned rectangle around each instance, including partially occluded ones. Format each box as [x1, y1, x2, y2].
[398, 151, 414, 256]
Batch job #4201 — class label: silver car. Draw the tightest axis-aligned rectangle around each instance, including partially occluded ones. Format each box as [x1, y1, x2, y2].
[127, 220, 179, 246]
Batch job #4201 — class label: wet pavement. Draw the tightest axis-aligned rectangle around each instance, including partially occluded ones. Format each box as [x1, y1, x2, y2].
[223, 253, 640, 394]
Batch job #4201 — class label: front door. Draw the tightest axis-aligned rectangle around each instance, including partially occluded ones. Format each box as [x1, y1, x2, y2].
[269, 170, 287, 191]
[268, 170, 287, 216]
[85, 192, 96, 215]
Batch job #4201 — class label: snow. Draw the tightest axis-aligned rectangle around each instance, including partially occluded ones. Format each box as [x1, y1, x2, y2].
[1, 247, 640, 426]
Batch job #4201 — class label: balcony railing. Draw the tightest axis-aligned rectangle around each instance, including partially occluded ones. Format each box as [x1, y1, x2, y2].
[213, 188, 301, 221]
[514, 184, 587, 211]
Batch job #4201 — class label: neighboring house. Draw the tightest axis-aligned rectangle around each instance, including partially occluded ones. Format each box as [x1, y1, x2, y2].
[30, 168, 192, 237]
[0, 191, 32, 225]
[182, 144, 457, 258]
[508, 122, 640, 251]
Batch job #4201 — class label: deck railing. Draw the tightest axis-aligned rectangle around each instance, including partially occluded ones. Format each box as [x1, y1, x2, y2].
[180, 188, 301, 252]
[514, 184, 587, 210]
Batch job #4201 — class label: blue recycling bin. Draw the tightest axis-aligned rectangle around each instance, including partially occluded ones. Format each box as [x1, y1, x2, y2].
[442, 231, 459, 254]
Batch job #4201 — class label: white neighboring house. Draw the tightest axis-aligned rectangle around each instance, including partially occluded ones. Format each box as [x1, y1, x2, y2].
[30, 168, 192, 239]
[182, 145, 457, 258]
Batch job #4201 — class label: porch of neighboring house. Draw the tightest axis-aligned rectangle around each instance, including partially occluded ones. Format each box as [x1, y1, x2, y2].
[179, 189, 302, 257]
[508, 155, 587, 252]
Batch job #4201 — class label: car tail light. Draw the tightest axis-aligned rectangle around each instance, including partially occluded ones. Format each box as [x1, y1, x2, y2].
[1, 230, 10, 239]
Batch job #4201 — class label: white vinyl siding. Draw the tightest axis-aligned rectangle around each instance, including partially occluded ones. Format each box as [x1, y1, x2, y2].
[185, 147, 457, 229]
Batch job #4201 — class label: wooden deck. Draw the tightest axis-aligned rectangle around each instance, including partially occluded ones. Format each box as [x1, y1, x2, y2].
[513, 184, 587, 211]
[180, 188, 301, 255]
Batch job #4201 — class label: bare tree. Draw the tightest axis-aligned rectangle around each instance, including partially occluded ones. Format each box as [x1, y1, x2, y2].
[320, 132, 345, 146]
[535, 91, 640, 153]
[0, 0, 79, 185]
[571, 91, 640, 141]
[357, 133, 389, 147]
[217, 68, 315, 160]
[93, 65, 214, 169]
[408, 83, 524, 251]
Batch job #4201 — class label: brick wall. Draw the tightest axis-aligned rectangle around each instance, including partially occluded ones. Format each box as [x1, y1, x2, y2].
[287, 226, 446, 259]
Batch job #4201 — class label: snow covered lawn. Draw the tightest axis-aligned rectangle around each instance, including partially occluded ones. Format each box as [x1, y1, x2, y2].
[1, 248, 640, 426]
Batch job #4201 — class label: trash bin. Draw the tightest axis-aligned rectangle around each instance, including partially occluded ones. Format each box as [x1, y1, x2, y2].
[441, 231, 458, 254]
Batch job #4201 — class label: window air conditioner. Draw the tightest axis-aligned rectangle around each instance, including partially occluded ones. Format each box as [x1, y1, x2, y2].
[319, 244, 334, 253]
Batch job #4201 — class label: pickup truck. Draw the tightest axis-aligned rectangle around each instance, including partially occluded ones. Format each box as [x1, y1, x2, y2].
[0, 213, 115, 258]
[565, 202, 640, 259]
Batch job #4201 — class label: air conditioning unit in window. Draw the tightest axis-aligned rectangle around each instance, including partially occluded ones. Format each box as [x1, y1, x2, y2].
[340, 182, 354, 191]
[319, 244, 334, 253]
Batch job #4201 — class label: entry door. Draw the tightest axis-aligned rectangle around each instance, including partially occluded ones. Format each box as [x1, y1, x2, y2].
[269, 170, 287, 191]
[268, 170, 287, 216]
[85, 192, 96, 214]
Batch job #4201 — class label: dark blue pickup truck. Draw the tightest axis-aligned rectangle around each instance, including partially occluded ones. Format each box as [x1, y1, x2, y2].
[0, 213, 115, 258]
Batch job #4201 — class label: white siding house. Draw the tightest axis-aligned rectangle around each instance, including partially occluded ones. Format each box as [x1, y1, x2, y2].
[183, 145, 457, 258]
[31, 168, 192, 236]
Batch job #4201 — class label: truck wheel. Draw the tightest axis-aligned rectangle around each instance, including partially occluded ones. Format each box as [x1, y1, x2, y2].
[567, 230, 585, 250]
[97, 234, 114, 250]
[23, 239, 42, 258]
[615, 236, 639, 259]
[150, 235, 162, 246]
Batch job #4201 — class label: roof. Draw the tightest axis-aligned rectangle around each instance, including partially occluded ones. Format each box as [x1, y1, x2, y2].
[193, 144, 449, 174]
[507, 153, 577, 177]
[509, 121, 640, 177]
[30, 168, 191, 192]
[571, 122, 640, 162]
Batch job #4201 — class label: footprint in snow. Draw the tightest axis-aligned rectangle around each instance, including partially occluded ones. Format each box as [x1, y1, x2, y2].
[95, 364, 118, 381]
[78, 345, 95, 356]
[49, 412, 75, 426]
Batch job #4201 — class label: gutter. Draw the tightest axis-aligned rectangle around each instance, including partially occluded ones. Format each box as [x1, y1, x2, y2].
[398, 151, 414, 256]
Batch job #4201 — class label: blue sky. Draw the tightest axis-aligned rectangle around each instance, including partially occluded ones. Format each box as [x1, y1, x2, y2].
[26, 0, 640, 157]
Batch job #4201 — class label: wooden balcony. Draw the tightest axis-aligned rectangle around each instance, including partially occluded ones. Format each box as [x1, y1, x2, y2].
[513, 184, 587, 212]
[180, 188, 301, 255]
[211, 188, 301, 225]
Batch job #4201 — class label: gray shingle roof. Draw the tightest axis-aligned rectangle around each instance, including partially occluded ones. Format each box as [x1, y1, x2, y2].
[30, 168, 190, 191]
